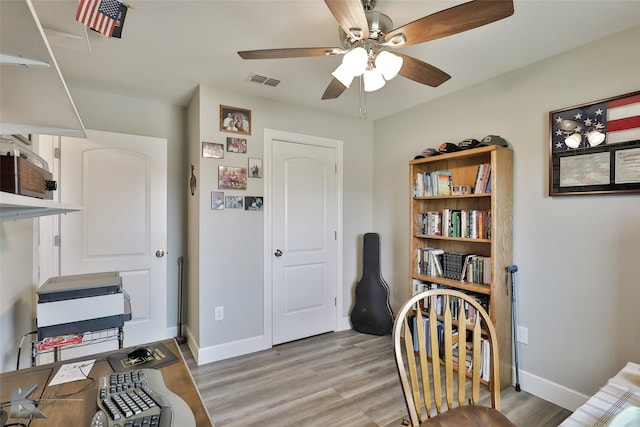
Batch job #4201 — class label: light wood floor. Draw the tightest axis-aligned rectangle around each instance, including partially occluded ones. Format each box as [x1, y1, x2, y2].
[181, 330, 571, 427]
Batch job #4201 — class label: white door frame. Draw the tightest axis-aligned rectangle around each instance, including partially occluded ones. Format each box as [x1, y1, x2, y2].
[263, 128, 343, 345]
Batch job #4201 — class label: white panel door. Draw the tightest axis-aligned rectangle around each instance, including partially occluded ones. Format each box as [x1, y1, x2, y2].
[271, 138, 338, 345]
[60, 130, 169, 347]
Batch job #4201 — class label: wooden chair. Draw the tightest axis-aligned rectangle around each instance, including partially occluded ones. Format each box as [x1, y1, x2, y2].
[392, 289, 516, 427]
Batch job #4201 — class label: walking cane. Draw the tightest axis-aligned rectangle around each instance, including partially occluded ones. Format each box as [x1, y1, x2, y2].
[506, 265, 521, 392]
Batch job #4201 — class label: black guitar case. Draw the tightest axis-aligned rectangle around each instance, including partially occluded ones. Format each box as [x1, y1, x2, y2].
[350, 233, 394, 335]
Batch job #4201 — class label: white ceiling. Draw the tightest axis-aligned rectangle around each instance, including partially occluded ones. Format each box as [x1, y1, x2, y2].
[31, 0, 640, 121]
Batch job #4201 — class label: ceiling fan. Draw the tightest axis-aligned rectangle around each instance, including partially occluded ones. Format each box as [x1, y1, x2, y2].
[238, 0, 514, 100]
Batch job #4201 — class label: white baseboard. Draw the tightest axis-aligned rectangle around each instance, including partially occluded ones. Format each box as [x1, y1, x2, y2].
[515, 367, 589, 411]
[184, 327, 270, 366]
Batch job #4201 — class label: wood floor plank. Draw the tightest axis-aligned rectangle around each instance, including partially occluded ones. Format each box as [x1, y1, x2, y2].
[181, 330, 572, 426]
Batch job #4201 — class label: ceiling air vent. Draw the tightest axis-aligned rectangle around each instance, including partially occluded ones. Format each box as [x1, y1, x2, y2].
[248, 72, 281, 87]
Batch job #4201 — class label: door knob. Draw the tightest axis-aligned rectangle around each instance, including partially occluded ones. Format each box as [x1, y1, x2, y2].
[156, 250, 165, 258]
[274, 249, 282, 257]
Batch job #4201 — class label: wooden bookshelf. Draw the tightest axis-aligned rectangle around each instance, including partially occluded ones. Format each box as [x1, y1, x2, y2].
[409, 145, 513, 388]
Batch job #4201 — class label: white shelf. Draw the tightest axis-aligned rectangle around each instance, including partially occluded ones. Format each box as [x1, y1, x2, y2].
[0, 192, 81, 221]
[0, 0, 86, 137]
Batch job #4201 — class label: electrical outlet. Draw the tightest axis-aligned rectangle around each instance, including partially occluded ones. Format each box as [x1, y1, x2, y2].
[215, 306, 224, 321]
[517, 325, 528, 344]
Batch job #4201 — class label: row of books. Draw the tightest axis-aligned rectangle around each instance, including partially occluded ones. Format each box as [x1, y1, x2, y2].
[411, 315, 490, 381]
[413, 170, 452, 197]
[412, 280, 490, 319]
[408, 292, 491, 380]
[415, 250, 492, 285]
[474, 163, 492, 194]
[413, 163, 492, 198]
[452, 333, 491, 381]
[417, 209, 491, 239]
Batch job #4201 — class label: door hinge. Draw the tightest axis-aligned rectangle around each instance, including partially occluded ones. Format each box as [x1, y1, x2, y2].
[335, 297, 337, 307]
[54, 147, 61, 159]
[335, 164, 337, 174]
[54, 235, 61, 247]
[334, 230, 337, 240]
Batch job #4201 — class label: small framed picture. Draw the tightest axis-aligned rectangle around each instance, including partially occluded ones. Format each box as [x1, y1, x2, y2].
[218, 166, 247, 190]
[226, 137, 247, 154]
[211, 191, 225, 210]
[220, 105, 251, 135]
[225, 195, 244, 209]
[245, 196, 263, 211]
[248, 158, 262, 178]
[202, 142, 224, 159]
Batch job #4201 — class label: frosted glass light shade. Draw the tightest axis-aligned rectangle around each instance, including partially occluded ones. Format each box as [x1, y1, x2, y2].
[364, 68, 385, 92]
[342, 47, 368, 76]
[331, 64, 355, 88]
[565, 133, 582, 148]
[587, 130, 605, 146]
[375, 51, 403, 80]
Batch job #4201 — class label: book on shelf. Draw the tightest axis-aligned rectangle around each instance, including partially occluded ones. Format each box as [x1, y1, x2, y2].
[429, 209, 490, 239]
[416, 248, 444, 276]
[463, 255, 492, 285]
[413, 171, 453, 197]
[473, 163, 491, 194]
[417, 211, 442, 236]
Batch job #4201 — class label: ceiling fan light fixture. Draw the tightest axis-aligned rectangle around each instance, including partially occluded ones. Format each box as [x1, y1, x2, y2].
[363, 68, 385, 92]
[565, 133, 582, 149]
[342, 46, 368, 76]
[587, 130, 605, 146]
[375, 51, 403, 80]
[331, 64, 355, 88]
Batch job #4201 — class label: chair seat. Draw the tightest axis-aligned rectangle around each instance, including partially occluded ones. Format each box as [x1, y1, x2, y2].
[419, 405, 517, 427]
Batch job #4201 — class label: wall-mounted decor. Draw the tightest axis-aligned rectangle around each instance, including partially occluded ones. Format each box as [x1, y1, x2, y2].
[549, 90, 640, 196]
[202, 142, 224, 158]
[218, 166, 247, 190]
[190, 165, 197, 196]
[225, 195, 244, 209]
[226, 137, 247, 154]
[211, 191, 224, 210]
[245, 196, 263, 211]
[248, 158, 262, 178]
[220, 105, 251, 135]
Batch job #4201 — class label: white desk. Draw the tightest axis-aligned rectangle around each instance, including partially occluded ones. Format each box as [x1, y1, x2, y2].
[560, 362, 640, 426]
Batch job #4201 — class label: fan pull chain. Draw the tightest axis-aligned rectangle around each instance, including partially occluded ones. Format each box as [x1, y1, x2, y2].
[359, 76, 367, 119]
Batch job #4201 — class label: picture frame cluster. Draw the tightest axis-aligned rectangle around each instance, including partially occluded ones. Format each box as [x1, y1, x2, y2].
[203, 104, 263, 211]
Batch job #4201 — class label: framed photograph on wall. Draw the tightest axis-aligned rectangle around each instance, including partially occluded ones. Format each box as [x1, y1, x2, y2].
[218, 166, 247, 190]
[226, 137, 247, 153]
[220, 105, 251, 135]
[549, 90, 640, 196]
[202, 141, 224, 158]
[248, 158, 262, 178]
[211, 191, 224, 210]
[245, 196, 263, 211]
[225, 195, 244, 209]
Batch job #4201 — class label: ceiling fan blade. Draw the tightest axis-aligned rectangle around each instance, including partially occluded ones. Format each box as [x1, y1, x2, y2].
[385, 0, 514, 47]
[396, 53, 451, 87]
[322, 78, 348, 100]
[238, 47, 342, 60]
[324, 0, 370, 40]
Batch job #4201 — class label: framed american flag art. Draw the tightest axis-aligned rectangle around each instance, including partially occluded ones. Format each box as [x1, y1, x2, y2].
[549, 90, 640, 196]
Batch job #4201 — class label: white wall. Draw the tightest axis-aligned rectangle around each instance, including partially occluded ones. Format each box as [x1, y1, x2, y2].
[373, 26, 640, 408]
[187, 85, 374, 361]
[0, 219, 37, 371]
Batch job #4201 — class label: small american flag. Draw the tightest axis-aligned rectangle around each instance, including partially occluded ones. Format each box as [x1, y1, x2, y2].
[76, 0, 121, 38]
